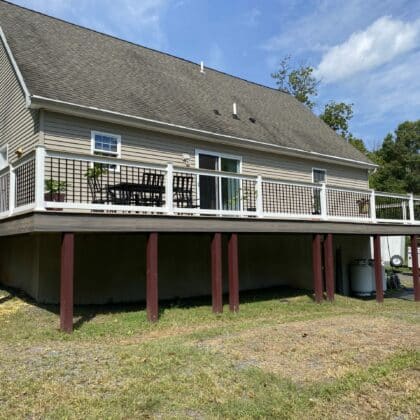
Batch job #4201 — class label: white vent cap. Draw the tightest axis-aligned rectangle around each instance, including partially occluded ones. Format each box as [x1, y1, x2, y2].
[233, 102, 238, 115]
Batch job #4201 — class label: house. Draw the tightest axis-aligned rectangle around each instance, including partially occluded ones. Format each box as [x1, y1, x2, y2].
[0, 1, 418, 332]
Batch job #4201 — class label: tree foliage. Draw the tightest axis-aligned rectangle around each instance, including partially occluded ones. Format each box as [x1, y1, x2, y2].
[320, 101, 354, 139]
[319, 101, 371, 156]
[348, 134, 369, 155]
[369, 120, 420, 194]
[271, 56, 319, 110]
[271, 58, 419, 195]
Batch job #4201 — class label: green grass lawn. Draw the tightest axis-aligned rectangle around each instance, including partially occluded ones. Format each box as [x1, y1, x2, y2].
[0, 286, 419, 419]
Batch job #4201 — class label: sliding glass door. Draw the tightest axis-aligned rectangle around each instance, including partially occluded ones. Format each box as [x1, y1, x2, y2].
[221, 158, 240, 210]
[312, 168, 326, 215]
[198, 152, 241, 211]
[199, 154, 218, 209]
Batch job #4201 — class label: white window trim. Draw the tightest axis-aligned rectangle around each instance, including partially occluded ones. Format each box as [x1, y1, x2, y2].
[195, 149, 243, 211]
[91, 130, 121, 171]
[194, 149, 243, 173]
[0, 144, 9, 170]
[312, 167, 327, 184]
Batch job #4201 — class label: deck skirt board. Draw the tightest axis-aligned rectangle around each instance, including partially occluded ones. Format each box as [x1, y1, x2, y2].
[0, 212, 419, 236]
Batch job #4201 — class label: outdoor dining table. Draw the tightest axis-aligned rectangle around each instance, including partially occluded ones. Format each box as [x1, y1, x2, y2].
[106, 182, 165, 206]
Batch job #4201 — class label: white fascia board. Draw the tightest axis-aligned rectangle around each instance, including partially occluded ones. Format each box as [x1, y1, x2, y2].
[29, 94, 378, 170]
[0, 26, 31, 107]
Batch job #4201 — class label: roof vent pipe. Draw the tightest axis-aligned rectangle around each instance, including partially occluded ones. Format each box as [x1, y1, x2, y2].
[200, 61, 205, 73]
[233, 102, 238, 117]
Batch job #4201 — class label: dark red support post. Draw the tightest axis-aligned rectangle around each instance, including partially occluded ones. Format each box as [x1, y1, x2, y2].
[312, 234, 323, 303]
[410, 234, 419, 302]
[211, 232, 223, 313]
[146, 232, 159, 322]
[60, 232, 74, 333]
[324, 233, 335, 301]
[373, 234, 384, 303]
[228, 233, 239, 312]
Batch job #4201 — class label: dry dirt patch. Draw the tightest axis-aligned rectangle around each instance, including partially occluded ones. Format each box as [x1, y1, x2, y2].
[0, 297, 29, 318]
[310, 368, 420, 419]
[199, 315, 420, 384]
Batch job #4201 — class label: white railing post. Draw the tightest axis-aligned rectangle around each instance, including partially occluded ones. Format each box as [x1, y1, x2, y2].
[408, 193, 415, 224]
[370, 190, 377, 223]
[9, 165, 15, 216]
[402, 200, 408, 224]
[256, 176, 263, 218]
[34, 145, 46, 211]
[217, 174, 223, 217]
[320, 182, 327, 220]
[166, 163, 173, 215]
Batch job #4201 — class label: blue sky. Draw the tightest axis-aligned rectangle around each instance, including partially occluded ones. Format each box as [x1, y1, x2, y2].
[9, 0, 420, 150]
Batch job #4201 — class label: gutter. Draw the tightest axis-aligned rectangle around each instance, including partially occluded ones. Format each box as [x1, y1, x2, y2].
[30, 95, 377, 170]
[0, 26, 31, 107]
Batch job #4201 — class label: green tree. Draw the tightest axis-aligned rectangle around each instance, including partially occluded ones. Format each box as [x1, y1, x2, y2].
[319, 101, 370, 157]
[369, 120, 420, 194]
[348, 134, 369, 155]
[271, 56, 319, 110]
[320, 101, 354, 139]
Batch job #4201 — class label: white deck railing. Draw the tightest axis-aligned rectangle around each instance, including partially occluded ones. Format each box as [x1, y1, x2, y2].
[0, 145, 419, 225]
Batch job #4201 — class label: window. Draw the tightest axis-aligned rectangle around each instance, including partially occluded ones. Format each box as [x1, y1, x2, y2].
[312, 168, 326, 215]
[91, 131, 121, 170]
[0, 145, 8, 170]
[312, 168, 326, 184]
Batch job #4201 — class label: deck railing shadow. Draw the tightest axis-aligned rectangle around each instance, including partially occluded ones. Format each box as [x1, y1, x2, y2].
[0, 283, 314, 329]
[0, 294, 14, 305]
[71, 287, 314, 328]
[0, 285, 31, 304]
[158, 286, 314, 313]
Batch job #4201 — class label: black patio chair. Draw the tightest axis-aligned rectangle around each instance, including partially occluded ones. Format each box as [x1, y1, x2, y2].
[107, 187, 132, 205]
[87, 176, 108, 204]
[136, 172, 165, 206]
[173, 175, 195, 208]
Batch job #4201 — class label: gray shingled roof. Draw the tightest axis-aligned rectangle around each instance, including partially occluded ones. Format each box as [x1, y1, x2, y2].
[0, 0, 373, 165]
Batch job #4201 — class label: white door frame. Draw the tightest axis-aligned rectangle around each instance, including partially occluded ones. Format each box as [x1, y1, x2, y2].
[195, 149, 242, 211]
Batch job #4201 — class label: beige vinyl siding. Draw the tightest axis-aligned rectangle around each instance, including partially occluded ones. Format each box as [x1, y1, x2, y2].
[0, 39, 39, 163]
[44, 112, 369, 189]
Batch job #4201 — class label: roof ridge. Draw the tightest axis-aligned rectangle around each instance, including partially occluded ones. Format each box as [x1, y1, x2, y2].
[2, 0, 289, 96]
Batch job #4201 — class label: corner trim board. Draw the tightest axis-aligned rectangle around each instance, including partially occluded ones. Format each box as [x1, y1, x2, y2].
[0, 26, 31, 107]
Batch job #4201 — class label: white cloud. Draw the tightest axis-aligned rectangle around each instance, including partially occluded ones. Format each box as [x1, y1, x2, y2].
[106, 0, 168, 48]
[261, 0, 397, 54]
[315, 16, 420, 83]
[259, 0, 420, 147]
[357, 52, 420, 122]
[10, 0, 168, 49]
[316, 49, 420, 148]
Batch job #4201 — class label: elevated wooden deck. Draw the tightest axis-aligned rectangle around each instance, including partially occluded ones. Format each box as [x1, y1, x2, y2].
[1, 211, 419, 236]
[0, 146, 419, 238]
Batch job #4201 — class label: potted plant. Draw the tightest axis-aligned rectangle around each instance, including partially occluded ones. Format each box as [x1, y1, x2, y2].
[44, 179, 67, 210]
[357, 197, 370, 215]
[44, 179, 67, 202]
[85, 164, 108, 204]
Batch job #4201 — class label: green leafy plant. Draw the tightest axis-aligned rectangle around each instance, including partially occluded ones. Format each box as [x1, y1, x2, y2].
[85, 164, 108, 180]
[44, 179, 67, 194]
